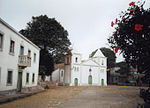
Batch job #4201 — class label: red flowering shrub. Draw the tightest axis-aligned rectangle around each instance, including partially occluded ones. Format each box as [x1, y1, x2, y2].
[129, 2, 135, 6]
[115, 18, 118, 24]
[129, 9, 135, 15]
[111, 21, 114, 27]
[108, 1, 150, 80]
[135, 24, 142, 31]
[113, 47, 118, 53]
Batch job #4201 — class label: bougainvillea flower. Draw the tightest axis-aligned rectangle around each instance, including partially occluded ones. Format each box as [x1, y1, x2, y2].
[113, 46, 118, 53]
[135, 24, 142, 31]
[122, 17, 126, 21]
[129, 2, 135, 6]
[111, 21, 114, 27]
[129, 9, 135, 15]
[115, 18, 118, 24]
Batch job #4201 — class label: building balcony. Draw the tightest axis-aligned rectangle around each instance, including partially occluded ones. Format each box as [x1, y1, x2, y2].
[18, 55, 31, 68]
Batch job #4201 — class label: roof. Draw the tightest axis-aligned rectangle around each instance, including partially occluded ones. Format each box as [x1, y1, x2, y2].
[81, 58, 100, 67]
[0, 18, 40, 51]
[92, 49, 105, 58]
[54, 63, 64, 70]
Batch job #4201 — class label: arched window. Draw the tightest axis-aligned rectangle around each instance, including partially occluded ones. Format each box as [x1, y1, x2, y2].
[75, 57, 78, 63]
[61, 71, 63, 77]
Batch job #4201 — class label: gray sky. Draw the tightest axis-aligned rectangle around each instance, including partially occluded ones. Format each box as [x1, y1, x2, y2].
[0, 0, 149, 62]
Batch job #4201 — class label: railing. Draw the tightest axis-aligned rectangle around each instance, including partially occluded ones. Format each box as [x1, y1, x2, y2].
[18, 55, 31, 67]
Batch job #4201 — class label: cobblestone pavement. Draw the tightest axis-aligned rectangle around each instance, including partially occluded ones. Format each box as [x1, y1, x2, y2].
[0, 86, 87, 108]
[57, 86, 145, 108]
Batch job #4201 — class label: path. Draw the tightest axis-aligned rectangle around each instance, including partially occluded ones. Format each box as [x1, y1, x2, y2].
[57, 86, 144, 108]
[0, 86, 87, 108]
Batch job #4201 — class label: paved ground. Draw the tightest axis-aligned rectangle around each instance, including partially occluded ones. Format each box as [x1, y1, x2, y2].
[0, 86, 145, 108]
[57, 86, 144, 108]
[0, 86, 87, 108]
[0, 89, 45, 104]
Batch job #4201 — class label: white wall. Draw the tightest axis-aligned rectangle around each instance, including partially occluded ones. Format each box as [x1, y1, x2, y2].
[0, 20, 40, 91]
[52, 69, 64, 82]
[70, 55, 107, 86]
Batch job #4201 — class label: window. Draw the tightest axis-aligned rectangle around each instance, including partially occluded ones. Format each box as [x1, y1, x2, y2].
[67, 57, 70, 64]
[75, 57, 78, 63]
[0, 67, 1, 83]
[102, 60, 104, 65]
[74, 67, 76, 71]
[0, 34, 3, 51]
[9, 40, 15, 54]
[34, 53, 36, 62]
[76, 67, 79, 71]
[20, 46, 24, 55]
[61, 71, 63, 77]
[32, 73, 35, 83]
[7, 70, 13, 85]
[26, 73, 29, 83]
[28, 50, 31, 57]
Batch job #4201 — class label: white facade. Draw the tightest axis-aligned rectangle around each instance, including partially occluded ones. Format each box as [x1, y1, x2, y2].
[64, 49, 107, 86]
[51, 68, 64, 82]
[0, 18, 40, 93]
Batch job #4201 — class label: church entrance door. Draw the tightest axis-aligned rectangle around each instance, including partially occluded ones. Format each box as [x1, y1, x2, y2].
[101, 79, 104, 86]
[74, 78, 78, 86]
[88, 75, 92, 85]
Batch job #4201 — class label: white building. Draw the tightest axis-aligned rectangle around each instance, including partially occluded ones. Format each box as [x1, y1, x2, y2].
[0, 18, 40, 94]
[52, 48, 107, 86]
[51, 63, 64, 83]
[64, 49, 107, 86]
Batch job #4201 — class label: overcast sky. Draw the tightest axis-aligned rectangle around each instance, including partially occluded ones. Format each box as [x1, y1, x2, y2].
[0, 0, 149, 62]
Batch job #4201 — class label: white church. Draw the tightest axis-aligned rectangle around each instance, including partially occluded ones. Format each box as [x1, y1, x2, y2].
[52, 48, 107, 86]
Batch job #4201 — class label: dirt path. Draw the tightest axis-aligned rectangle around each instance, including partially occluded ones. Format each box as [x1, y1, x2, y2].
[0, 86, 145, 108]
[57, 86, 145, 108]
[0, 86, 87, 108]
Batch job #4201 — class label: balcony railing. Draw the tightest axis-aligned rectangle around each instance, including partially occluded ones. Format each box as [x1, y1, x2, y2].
[18, 55, 31, 67]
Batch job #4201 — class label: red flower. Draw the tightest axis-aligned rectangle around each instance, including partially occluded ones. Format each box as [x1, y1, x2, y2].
[111, 21, 114, 27]
[122, 17, 126, 21]
[129, 9, 135, 15]
[135, 24, 142, 31]
[113, 47, 118, 53]
[129, 2, 135, 6]
[115, 18, 118, 24]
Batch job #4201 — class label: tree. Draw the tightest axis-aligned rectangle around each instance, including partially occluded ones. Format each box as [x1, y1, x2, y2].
[20, 15, 71, 76]
[116, 61, 130, 75]
[90, 47, 116, 68]
[108, 1, 150, 81]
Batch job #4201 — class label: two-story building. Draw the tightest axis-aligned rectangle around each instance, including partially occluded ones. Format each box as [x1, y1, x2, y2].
[0, 18, 40, 94]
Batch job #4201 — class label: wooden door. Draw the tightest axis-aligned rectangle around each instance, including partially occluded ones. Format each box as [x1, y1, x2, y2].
[17, 72, 22, 92]
[101, 79, 104, 86]
[74, 78, 78, 86]
[88, 75, 92, 85]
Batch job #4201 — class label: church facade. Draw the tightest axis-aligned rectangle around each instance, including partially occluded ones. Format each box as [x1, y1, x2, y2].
[64, 49, 107, 86]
